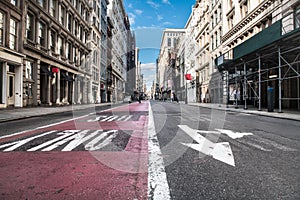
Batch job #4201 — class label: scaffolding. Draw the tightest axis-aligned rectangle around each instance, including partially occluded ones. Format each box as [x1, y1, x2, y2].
[217, 20, 300, 112]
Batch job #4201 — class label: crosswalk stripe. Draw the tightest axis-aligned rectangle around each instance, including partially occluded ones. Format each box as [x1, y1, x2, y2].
[3, 131, 56, 152]
[84, 130, 117, 151]
[61, 130, 99, 151]
[27, 130, 79, 151]
[100, 116, 115, 121]
[124, 115, 133, 121]
[86, 131, 118, 151]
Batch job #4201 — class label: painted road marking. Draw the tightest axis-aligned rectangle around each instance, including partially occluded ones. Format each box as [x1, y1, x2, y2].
[1, 131, 56, 152]
[85, 130, 118, 151]
[0, 130, 121, 152]
[179, 125, 235, 167]
[148, 103, 171, 200]
[27, 130, 80, 151]
[87, 115, 134, 122]
[216, 129, 253, 139]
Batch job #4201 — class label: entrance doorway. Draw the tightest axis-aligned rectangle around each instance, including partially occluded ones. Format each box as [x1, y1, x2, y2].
[7, 73, 15, 106]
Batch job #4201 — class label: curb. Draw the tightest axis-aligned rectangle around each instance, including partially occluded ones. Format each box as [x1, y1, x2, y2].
[189, 103, 300, 122]
[0, 103, 117, 123]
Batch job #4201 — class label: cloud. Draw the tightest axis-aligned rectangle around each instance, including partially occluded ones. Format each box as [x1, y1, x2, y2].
[135, 9, 143, 15]
[157, 14, 163, 21]
[144, 74, 156, 83]
[141, 63, 156, 70]
[162, 0, 171, 5]
[163, 21, 173, 26]
[128, 3, 133, 8]
[128, 13, 136, 25]
[147, 0, 160, 9]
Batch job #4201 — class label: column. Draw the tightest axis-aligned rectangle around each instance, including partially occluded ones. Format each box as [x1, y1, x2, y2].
[47, 65, 51, 105]
[56, 69, 61, 105]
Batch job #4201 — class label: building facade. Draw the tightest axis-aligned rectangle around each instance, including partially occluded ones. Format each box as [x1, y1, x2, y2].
[217, 0, 300, 111]
[1, 0, 134, 108]
[107, 0, 128, 102]
[0, 0, 25, 108]
[161, 0, 300, 111]
[0, 0, 93, 108]
[157, 29, 185, 100]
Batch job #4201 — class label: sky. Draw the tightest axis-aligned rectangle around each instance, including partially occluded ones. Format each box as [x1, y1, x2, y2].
[123, 0, 196, 92]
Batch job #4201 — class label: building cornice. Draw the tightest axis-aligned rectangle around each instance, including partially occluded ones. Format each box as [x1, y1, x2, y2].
[222, 0, 276, 43]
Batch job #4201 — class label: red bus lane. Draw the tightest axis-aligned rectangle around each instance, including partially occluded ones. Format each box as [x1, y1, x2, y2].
[0, 102, 149, 199]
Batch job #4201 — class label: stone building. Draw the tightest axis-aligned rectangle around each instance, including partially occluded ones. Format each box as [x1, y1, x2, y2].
[1, 0, 92, 108]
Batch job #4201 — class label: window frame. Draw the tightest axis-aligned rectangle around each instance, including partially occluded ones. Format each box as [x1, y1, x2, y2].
[26, 12, 35, 42]
[50, 30, 56, 52]
[295, 6, 300, 29]
[49, 0, 57, 18]
[38, 21, 46, 47]
[9, 18, 17, 50]
[0, 11, 4, 46]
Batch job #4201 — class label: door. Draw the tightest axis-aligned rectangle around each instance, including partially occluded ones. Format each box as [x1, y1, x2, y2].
[7, 74, 15, 106]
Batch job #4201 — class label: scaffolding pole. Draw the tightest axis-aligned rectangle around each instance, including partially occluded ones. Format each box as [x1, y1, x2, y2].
[235, 66, 238, 108]
[258, 55, 262, 111]
[244, 62, 247, 110]
[278, 47, 282, 113]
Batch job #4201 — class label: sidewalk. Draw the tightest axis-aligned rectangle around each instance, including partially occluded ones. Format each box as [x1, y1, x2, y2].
[188, 102, 300, 121]
[0, 103, 113, 123]
[1, 101, 300, 123]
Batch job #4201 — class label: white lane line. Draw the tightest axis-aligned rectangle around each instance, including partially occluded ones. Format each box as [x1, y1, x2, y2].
[148, 102, 171, 200]
[3, 131, 56, 152]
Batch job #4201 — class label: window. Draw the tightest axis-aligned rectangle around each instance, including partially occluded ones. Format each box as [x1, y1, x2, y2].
[38, 0, 45, 8]
[50, 31, 56, 52]
[49, 0, 57, 17]
[295, 6, 300, 29]
[67, 41, 71, 60]
[11, 0, 17, 6]
[228, 15, 234, 29]
[240, 0, 249, 18]
[58, 36, 64, 56]
[38, 21, 46, 47]
[173, 38, 177, 47]
[59, 5, 65, 25]
[0, 12, 4, 46]
[26, 13, 34, 41]
[68, 13, 72, 32]
[25, 61, 33, 80]
[9, 19, 17, 50]
[228, 0, 233, 9]
[25, 61, 34, 98]
[167, 38, 171, 47]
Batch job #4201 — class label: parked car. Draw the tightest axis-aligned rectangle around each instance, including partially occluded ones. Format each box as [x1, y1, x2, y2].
[123, 96, 132, 103]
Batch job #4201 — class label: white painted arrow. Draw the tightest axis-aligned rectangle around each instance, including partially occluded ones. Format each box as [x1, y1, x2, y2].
[178, 125, 235, 167]
[216, 129, 253, 139]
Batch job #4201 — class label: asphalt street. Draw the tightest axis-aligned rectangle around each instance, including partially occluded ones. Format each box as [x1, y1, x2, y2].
[0, 101, 299, 199]
[150, 101, 300, 200]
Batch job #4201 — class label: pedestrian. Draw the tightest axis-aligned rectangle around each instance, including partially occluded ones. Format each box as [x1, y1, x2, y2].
[138, 93, 142, 103]
[173, 93, 179, 103]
